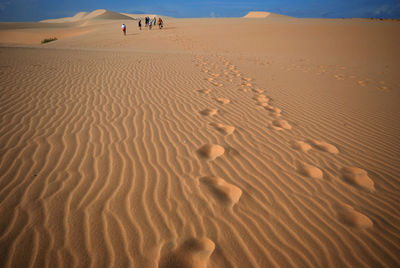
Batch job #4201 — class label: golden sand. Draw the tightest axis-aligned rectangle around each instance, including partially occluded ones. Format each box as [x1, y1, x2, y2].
[0, 10, 400, 267]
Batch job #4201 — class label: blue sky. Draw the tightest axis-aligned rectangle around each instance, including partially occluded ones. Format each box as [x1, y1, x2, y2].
[0, 0, 399, 21]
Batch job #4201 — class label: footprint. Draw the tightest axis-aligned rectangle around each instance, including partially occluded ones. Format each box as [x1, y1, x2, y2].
[210, 123, 235, 135]
[200, 176, 242, 207]
[334, 74, 345, 80]
[264, 105, 281, 114]
[255, 93, 266, 97]
[242, 77, 252, 82]
[197, 89, 211, 94]
[270, 113, 282, 117]
[297, 163, 323, 179]
[308, 139, 339, 154]
[210, 81, 219, 87]
[341, 167, 375, 192]
[159, 237, 215, 268]
[253, 96, 270, 103]
[270, 119, 291, 130]
[215, 98, 230, 104]
[197, 144, 225, 160]
[358, 81, 366, 87]
[291, 141, 312, 152]
[199, 108, 218, 117]
[242, 82, 252, 87]
[256, 102, 269, 107]
[335, 204, 373, 229]
[252, 89, 264, 94]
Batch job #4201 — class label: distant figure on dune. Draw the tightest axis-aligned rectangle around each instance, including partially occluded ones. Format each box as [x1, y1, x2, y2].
[153, 17, 157, 27]
[145, 17, 149, 27]
[138, 20, 142, 30]
[121, 23, 126, 35]
[158, 17, 163, 29]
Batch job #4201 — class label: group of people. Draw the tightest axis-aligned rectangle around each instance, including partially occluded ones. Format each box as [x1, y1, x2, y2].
[122, 17, 164, 35]
[138, 17, 164, 30]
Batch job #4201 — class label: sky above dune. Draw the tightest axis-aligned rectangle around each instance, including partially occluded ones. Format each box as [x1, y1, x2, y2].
[0, 0, 399, 21]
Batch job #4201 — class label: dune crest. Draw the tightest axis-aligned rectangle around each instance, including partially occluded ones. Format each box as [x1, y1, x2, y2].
[244, 11, 293, 19]
[41, 9, 134, 23]
[244, 12, 271, 18]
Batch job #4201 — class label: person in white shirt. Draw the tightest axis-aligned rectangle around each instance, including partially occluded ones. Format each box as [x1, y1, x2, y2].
[121, 24, 126, 36]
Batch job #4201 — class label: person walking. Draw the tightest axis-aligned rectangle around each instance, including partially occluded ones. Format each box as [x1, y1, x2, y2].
[158, 17, 163, 29]
[149, 20, 152, 30]
[121, 23, 126, 35]
[138, 20, 142, 30]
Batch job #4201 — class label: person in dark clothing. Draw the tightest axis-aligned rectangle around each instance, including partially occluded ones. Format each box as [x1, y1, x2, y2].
[158, 17, 163, 29]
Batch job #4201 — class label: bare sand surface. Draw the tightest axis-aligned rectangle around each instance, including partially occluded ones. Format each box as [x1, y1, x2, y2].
[1, 10, 400, 267]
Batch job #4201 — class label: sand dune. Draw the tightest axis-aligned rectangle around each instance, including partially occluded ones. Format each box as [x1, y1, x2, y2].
[0, 11, 400, 268]
[244, 11, 293, 19]
[41, 9, 135, 23]
[244, 11, 272, 18]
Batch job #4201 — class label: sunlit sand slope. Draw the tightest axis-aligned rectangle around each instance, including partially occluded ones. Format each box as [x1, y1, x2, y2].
[1, 15, 400, 268]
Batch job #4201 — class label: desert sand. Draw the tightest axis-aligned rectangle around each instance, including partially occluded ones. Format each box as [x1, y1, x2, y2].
[0, 9, 400, 267]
